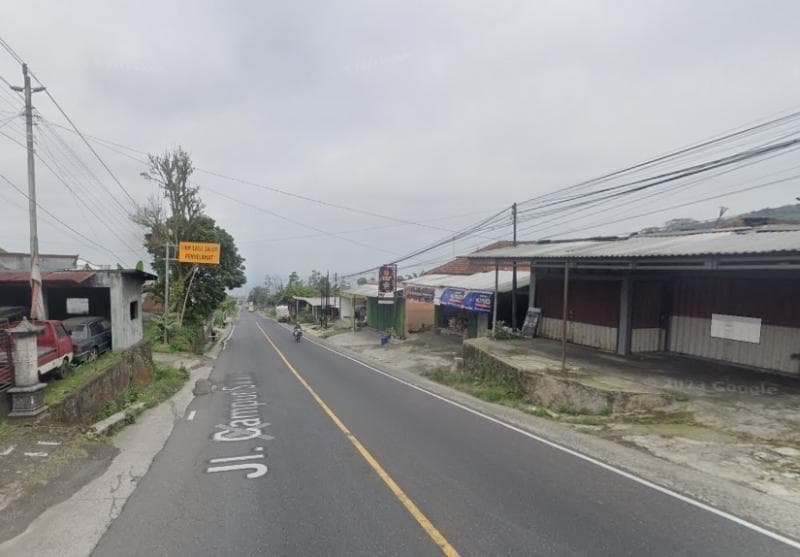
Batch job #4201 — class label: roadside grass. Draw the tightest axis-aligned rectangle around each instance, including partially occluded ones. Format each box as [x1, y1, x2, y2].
[0, 418, 13, 443]
[43, 351, 123, 407]
[98, 363, 189, 424]
[424, 368, 523, 404]
[423, 367, 696, 427]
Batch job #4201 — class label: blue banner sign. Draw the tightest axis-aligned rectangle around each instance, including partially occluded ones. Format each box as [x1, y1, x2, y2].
[440, 289, 493, 313]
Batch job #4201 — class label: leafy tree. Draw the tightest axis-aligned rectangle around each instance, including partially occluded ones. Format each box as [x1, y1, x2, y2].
[356, 277, 368, 285]
[133, 147, 245, 323]
[248, 286, 270, 307]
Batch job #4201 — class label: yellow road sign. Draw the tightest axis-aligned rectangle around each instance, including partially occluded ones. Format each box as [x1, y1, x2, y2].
[179, 241, 221, 264]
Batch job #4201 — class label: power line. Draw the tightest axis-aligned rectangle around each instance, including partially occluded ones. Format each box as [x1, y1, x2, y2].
[200, 184, 402, 256]
[0, 127, 140, 257]
[0, 34, 138, 206]
[541, 172, 800, 240]
[0, 173, 127, 262]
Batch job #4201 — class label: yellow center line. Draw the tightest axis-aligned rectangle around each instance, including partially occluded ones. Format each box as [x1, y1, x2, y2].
[256, 322, 460, 557]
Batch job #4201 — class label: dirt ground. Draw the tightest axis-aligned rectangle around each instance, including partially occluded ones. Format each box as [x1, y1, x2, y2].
[321, 328, 800, 508]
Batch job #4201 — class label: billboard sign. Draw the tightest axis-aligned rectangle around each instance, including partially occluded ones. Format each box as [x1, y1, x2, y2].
[377, 265, 397, 304]
[179, 242, 221, 264]
[439, 289, 493, 313]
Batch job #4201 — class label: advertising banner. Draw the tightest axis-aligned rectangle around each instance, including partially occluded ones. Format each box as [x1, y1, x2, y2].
[406, 285, 435, 303]
[439, 289, 493, 313]
[378, 265, 397, 305]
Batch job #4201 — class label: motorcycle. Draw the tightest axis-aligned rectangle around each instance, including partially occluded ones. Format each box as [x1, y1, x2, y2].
[293, 328, 303, 342]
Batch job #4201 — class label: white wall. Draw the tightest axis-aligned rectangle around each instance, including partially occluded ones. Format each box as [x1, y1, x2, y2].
[631, 328, 664, 353]
[669, 315, 800, 375]
[539, 317, 617, 352]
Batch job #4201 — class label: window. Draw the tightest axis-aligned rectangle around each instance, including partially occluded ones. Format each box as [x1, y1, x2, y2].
[56, 324, 68, 338]
[130, 301, 138, 320]
[66, 297, 90, 315]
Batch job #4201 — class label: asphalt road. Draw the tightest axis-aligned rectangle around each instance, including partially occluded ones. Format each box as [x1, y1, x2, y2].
[93, 312, 800, 556]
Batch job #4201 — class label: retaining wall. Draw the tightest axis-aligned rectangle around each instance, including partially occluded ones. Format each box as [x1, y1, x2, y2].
[49, 341, 153, 423]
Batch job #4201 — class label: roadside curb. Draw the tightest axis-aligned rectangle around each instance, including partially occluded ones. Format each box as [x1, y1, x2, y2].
[90, 403, 145, 435]
[260, 315, 800, 544]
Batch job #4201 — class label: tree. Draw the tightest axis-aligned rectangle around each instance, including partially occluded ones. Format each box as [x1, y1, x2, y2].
[248, 286, 270, 307]
[133, 147, 245, 323]
[356, 277, 368, 285]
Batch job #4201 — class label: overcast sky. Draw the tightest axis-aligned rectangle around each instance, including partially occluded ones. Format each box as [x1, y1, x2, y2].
[2, 1, 800, 289]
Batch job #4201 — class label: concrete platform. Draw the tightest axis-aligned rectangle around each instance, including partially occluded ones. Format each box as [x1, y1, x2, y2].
[464, 337, 673, 414]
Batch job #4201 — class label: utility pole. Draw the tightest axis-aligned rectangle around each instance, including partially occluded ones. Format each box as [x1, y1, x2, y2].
[11, 64, 46, 320]
[163, 242, 176, 344]
[511, 202, 518, 331]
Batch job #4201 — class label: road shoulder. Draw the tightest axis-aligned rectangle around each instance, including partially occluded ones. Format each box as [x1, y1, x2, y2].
[283, 319, 800, 542]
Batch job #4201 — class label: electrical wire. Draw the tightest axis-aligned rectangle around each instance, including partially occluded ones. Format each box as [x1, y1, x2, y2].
[0, 173, 128, 262]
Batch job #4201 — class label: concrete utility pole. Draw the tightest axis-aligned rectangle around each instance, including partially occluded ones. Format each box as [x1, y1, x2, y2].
[163, 242, 174, 344]
[10, 63, 46, 320]
[511, 203, 518, 331]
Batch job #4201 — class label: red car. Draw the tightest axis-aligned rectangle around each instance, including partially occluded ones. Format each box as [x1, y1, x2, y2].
[0, 319, 74, 380]
[34, 320, 74, 379]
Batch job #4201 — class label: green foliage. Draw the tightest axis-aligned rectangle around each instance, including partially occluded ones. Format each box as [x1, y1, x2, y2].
[44, 351, 124, 407]
[268, 271, 318, 305]
[425, 368, 523, 403]
[135, 260, 144, 271]
[357, 277, 368, 285]
[248, 286, 270, 307]
[134, 147, 246, 325]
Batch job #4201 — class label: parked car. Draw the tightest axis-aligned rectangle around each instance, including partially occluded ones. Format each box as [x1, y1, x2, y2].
[0, 306, 28, 324]
[0, 319, 74, 379]
[63, 316, 111, 363]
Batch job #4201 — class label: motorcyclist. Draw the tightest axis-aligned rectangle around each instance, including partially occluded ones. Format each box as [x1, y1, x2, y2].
[293, 323, 303, 341]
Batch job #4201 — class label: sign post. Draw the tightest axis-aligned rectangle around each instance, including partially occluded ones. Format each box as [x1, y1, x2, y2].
[377, 264, 397, 305]
[179, 242, 221, 265]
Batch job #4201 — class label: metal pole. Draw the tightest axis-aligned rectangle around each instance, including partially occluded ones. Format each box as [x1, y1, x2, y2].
[511, 203, 517, 331]
[561, 260, 570, 372]
[14, 64, 46, 320]
[164, 243, 170, 344]
[492, 260, 499, 336]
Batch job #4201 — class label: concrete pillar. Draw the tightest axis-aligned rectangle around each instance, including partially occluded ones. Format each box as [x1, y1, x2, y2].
[616, 277, 633, 356]
[7, 318, 48, 418]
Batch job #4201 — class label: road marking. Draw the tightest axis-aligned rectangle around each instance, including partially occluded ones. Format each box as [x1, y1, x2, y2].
[37, 441, 61, 446]
[24, 452, 48, 458]
[0, 446, 14, 456]
[256, 322, 459, 557]
[289, 322, 800, 552]
[187, 410, 197, 421]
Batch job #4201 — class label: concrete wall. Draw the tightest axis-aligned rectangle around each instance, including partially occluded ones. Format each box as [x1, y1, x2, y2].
[339, 296, 353, 320]
[404, 299, 435, 335]
[91, 272, 144, 351]
[669, 315, 800, 375]
[631, 328, 665, 353]
[49, 341, 153, 423]
[539, 317, 617, 352]
[0, 253, 77, 272]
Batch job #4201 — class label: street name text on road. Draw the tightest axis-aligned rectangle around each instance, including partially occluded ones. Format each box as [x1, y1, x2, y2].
[179, 241, 221, 264]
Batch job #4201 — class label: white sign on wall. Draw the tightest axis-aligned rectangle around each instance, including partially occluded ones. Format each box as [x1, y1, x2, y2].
[710, 313, 762, 344]
[66, 297, 89, 315]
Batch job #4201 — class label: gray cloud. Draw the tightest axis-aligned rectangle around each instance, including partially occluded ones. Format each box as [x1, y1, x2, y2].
[1, 0, 800, 287]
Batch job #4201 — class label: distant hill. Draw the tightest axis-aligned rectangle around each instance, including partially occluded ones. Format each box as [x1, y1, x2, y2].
[737, 204, 800, 222]
[638, 203, 800, 234]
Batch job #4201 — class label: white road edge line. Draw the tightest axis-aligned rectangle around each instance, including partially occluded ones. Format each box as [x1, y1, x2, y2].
[187, 410, 197, 421]
[295, 328, 800, 551]
[0, 446, 14, 456]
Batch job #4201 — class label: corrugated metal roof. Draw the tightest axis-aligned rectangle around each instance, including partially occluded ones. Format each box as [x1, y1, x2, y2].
[341, 284, 406, 298]
[406, 271, 530, 292]
[466, 229, 800, 261]
[292, 296, 340, 308]
[342, 284, 380, 298]
[0, 271, 95, 284]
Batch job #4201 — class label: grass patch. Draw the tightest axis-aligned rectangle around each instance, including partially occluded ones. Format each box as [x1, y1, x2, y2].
[43, 351, 123, 407]
[619, 410, 696, 425]
[424, 368, 523, 404]
[98, 363, 189, 423]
